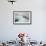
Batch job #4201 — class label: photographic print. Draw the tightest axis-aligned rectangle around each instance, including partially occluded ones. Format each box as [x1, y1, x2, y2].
[13, 11, 32, 25]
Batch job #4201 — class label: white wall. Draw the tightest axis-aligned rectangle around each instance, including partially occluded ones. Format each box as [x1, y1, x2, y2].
[0, 0, 46, 41]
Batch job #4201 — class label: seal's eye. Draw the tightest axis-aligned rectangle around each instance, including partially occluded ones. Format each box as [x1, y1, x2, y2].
[15, 19, 19, 22]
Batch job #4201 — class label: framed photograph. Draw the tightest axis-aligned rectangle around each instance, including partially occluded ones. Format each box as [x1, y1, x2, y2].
[13, 11, 32, 25]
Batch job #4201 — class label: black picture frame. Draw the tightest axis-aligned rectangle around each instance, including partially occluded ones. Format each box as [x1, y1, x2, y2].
[13, 11, 32, 25]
